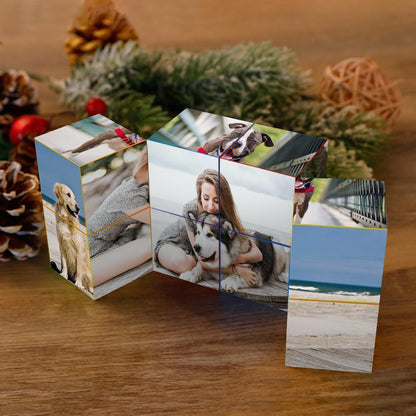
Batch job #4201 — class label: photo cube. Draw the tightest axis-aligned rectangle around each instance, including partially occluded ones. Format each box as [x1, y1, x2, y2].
[286, 178, 387, 373]
[148, 108, 326, 309]
[35, 115, 151, 298]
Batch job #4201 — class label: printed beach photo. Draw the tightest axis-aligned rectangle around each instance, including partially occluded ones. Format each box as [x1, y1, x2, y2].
[224, 124, 328, 177]
[294, 178, 387, 228]
[36, 114, 143, 165]
[81, 141, 149, 234]
[43, 202, 93, 297]
[148, 108, 253, 154]
[35, 141, 86, 233]
[151, 208, 220, 291]
[286, 225, 387, 373]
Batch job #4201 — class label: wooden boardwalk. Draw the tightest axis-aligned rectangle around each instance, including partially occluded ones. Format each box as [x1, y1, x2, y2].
[286, 348, 374, 373]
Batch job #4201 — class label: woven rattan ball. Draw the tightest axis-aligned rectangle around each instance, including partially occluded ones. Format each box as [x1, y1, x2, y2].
[320, 57, 401, 126]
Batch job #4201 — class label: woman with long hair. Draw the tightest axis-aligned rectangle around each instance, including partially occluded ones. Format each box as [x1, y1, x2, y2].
[155, 169, 262, 285]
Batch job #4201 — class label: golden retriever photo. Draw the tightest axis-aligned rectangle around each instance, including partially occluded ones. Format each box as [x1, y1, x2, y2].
[52, 183, 93, 293]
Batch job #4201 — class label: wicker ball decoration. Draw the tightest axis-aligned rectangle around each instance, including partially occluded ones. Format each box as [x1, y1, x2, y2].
[320, 57, 401, 126]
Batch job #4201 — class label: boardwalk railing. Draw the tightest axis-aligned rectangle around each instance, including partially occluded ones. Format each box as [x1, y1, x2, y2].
[321, 179, 387, 228]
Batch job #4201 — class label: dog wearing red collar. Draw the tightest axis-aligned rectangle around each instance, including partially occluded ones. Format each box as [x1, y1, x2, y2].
[198, 123, 274, 161]
[293, 177, 315, 224]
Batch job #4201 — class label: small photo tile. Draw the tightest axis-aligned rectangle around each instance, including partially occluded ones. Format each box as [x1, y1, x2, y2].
[219, 157, 294, 247]
[151, 208, 220, 291]
[81, 141, 149, 234]
[286, 224, 387, 373]
[293, 178, 387, 228]
[147, 140, 219, 216]
[148, 108, 253, 153]
[225, 124, 328, 177]
[43, 202, 93, 296]
[90, 208, 152, 298]
[218, 229, 290, 310]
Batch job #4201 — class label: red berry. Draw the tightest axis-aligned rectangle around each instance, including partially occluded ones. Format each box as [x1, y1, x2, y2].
[86, 98, 107, 116]
[9, 115, 50, 146]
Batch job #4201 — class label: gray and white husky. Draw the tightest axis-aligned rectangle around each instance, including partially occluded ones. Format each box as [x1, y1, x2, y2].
[179, 211, 289, 292]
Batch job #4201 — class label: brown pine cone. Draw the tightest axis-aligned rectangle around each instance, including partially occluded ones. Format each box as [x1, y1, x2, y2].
[0, 69, 38, 116]
[0, 161, 44, 261]
[65, 0, 138, 65]
[9, 133, 38, 176]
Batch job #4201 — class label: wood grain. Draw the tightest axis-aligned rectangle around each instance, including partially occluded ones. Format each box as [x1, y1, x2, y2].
[1, 1, 416, 414]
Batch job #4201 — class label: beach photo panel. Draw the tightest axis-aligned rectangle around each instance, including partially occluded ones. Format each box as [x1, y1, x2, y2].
[148, 108, 253, 152]
[295, 178, 387, 228]
[147, 139, 220, 217]
[151, 208, 221, 291]
[222, 123, 328, 177]
[218, 157, 294, 247]
[219, 229, 290, 310]
[81, 141, 149, 235]
[35, 140, 86, 232]
[90, 207, 152, 299]
[42, 202, 94, 298]
[285, 225, 387, 373]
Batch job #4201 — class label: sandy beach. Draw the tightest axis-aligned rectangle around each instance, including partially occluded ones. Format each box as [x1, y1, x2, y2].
[286, 289, 380, 372]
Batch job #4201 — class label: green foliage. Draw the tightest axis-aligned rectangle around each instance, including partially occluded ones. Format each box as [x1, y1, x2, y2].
[51, 40, 390, 178]
[0, 131, 12, 161]
[327, 141, 373, 179]
[277, 101, 388, 169]
[106, 91, 169, 138]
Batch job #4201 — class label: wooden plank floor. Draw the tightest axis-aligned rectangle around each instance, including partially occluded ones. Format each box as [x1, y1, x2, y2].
[1, 1, 416, 415]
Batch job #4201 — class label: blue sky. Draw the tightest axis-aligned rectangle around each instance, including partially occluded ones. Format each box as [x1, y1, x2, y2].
[35, 141, 85, 219]
[290, 225, 387, 288]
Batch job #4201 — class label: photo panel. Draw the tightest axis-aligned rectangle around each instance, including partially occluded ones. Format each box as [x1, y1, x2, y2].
[151, 208, 220, 291]
[43, 202, 93, 297]
[36, 114, 143, 165]
[148, 108, 253, 153]
[294, 178, 387, 228]
[147, 139, 220, 217]
[90, 207, 152, 299]
[286, 225, 387, 373]
[81, 141, 149, 235]
[218, 158, 294, 247]
[35, 141, 86, 233]
[222, 123, 328, 177]
[218, 228, 290, 310]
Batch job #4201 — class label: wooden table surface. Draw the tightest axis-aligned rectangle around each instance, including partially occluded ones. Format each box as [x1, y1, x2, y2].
[1, 1, 416, 414]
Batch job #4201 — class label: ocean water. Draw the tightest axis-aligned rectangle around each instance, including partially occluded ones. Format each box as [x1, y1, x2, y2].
[289, 280, 381, 296]
[42, 195, 86, 226]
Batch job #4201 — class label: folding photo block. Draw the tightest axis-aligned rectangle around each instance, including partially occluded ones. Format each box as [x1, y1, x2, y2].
[285, 178, 387, 373]
[35, 116, 150, 299]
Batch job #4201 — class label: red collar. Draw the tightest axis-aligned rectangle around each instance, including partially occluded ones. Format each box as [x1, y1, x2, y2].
[197, 146, 208, 154]
[115, 128, 134, 146]
[295, 184, 315, 193]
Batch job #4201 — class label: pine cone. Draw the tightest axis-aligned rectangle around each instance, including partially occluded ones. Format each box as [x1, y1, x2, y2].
[65, 0, 138, 65]
[0, 69, 38, 117]
[9, 133, 38, 176]
[0, 69, 39, 147]
[0, 161, 44, 261]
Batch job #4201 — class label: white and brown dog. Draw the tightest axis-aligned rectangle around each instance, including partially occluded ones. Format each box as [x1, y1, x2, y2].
[51, 183, 92, 292]
[179, 211, 288, 293]
[199, 123, 274, 162]
[293, 177, 314, 224]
